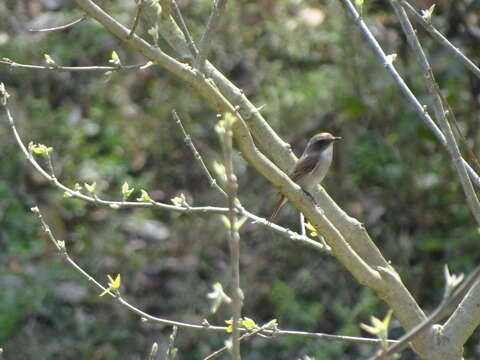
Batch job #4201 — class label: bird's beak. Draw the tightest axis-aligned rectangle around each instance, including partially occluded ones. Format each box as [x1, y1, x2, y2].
[333, 137, 342, 141]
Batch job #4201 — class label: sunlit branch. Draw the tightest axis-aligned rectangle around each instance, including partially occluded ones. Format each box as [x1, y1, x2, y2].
[389, 0, 480, 225]
[338, 0, 480, 190]
[399, 0, 480, 79]
[128, 0, 145, 38]
[196, 0, 229, 72]
[29, 15, 87, 32]
[30, 206, 392, 346]
[0, 58, 151, 72]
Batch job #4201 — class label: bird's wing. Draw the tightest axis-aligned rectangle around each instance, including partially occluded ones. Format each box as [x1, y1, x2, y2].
[289, 153, 317, 182]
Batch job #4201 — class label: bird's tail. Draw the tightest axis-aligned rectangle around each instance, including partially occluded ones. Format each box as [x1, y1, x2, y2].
[269, 195, 287, 221]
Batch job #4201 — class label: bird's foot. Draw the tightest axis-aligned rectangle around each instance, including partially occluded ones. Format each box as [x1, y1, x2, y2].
[302, 189, 317, 205]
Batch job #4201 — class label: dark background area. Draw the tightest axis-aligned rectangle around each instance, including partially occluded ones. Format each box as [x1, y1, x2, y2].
[1, 0, 480, 358]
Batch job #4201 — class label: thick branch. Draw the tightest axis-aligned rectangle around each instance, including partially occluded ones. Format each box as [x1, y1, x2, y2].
[441, 279, 480, 349]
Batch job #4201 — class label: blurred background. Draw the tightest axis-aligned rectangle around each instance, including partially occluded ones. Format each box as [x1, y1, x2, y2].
[1, 0, 480, 359]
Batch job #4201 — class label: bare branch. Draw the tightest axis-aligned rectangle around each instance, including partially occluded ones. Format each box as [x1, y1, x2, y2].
[170, 0, 198, 57]
[29, 206, 393, 347]
[221, 113, 243, 359]
[128, 0, 146, 39]
[339, 0, 480, 192]
[441, 273, 480, 349]
[0, 58, 151, 72]
[372, 266, 480, 360]
[196, 0, 229, 72]
[202, 321, 276, 360]
[173, 110, 227, 197]
[399, 0, 480, 79]
[389, 0, 480, 225]
[29, 15, 87, 32]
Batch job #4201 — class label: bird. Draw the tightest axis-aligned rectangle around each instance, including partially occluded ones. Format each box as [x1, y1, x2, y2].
[270, 132, 341, 220]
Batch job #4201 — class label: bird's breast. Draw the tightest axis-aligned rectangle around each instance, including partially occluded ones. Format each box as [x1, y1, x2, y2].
[297, 147, 333, 190]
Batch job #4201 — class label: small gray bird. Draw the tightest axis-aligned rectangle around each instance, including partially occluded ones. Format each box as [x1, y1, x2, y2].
[270, 132, 341, 220]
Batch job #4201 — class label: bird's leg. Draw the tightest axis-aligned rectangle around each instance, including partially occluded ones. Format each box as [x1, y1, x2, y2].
[300, 213, 306, 236]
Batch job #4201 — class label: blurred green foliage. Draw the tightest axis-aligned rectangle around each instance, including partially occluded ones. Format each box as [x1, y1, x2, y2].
[1, 0, 480, 359]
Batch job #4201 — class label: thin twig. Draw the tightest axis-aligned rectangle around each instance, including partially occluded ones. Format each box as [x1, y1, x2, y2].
[0, 85, 330, 254]
[202, 321, 275, 360]
[196, 0, 229, 72]
[222, 113, 242, 360]
[173, 110, 227, 197]
[399, 0, 480, 79]
[372, 265, 480, 360]
[128, 0, 145, 39]
[338, 0, 480, 190]
[0, 58, 151, 72]
[435, 86, 480, 174]
[29, 15, 87, 32]
[170, 0, 198, 57]
[28, 206, 390, 346]
[389, 0, 480, 225]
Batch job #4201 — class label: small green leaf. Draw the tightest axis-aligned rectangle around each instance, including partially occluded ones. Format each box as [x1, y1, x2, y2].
[443, 264, 464, 299]
[44, 54, 56, 65]
[305, 222, 318, 237]
[242, 317, 257, 330]
[356, 0, 364, 7]
[421, 4, 435, 22]
[0, 82, 10, 105]
[100, 274, 121, 297]
[30, 143, 53, 156]
[150, 342, 158, 358]
[136, 189, 152, 202]
[148, 24, 158, 37]
[223, 112, 237, 126]
[220, 215, 231, 229]
[360, 309, 393, 341]
[207, 282, 231, 313]
[171, 193, 187, 207]
[109, 51, 121, 66]
[225, 319, 233, 333]
[212, 161, 227, 183]
[63, 191, 72, 198]
[385, 53, 397, 66]
[121, 182, 134, 200]
[84, 182, 97, 193]
[265, 319, 278, 330]
[112, 274, 121, 289]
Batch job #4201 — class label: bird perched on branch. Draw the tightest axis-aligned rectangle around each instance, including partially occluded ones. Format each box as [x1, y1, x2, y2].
[270, 132, 341, 220]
